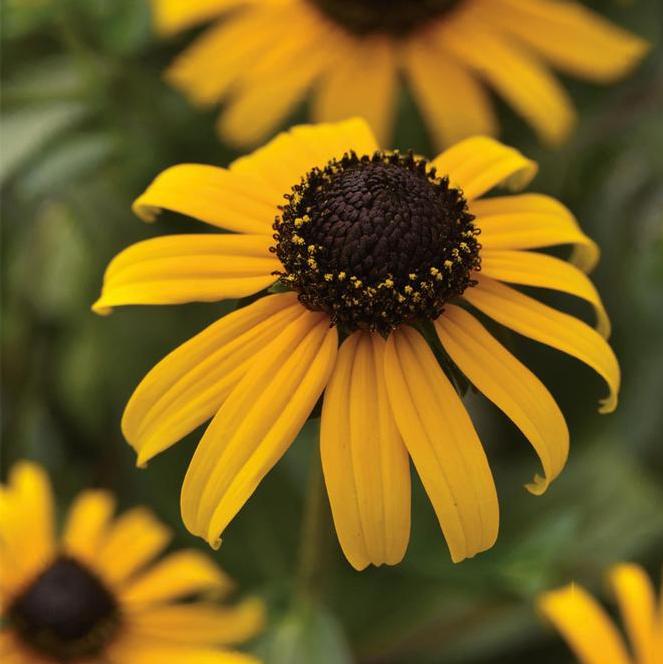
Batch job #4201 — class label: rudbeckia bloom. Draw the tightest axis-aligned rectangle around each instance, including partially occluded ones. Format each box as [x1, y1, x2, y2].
[538, 563, 662, 664]
[153, 0, 647, 148]
[94, 118, 620, 569]
[0, 461, 264, 664]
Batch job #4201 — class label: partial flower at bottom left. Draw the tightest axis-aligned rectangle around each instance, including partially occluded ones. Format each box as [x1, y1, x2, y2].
[0, 460, 264, 664]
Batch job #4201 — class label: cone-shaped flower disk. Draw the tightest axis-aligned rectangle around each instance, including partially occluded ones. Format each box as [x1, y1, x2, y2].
[538, 563, 663, 664]
[0, 461, 264, 664]
[153, 0, 647, 148]
[95, 118, 620, 569]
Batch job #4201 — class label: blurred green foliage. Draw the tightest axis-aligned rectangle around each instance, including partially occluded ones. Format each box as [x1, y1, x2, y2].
[1, 0, 662, 662]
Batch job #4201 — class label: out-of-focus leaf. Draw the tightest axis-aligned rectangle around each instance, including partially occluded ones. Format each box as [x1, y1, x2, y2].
[2, 57, 85, 105]
[0, 102, 87, 183]
[496, 443, 663, 595]
[6, 200, 91, 317]
[257, 602, 353, 664]
[18, 133, 115, 197]
[351, 440, 663, 662]
[1, 0, 55, 39]
[90, 0, 153, 55]
[56, 319, 110, 434]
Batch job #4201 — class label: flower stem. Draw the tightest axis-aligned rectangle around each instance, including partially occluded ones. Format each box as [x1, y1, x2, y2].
[295, 444, 329, 603]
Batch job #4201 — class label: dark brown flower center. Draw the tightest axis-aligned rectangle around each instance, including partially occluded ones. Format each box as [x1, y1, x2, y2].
[8, 556, 121, 662]
[309, 0, 461, 36]
[273, 151, 480, 334]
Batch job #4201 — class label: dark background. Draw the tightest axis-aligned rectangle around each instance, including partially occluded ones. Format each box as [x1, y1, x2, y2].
[1, 0, 662, 661]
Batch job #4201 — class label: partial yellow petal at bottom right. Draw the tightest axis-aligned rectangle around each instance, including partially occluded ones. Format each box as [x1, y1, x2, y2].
[538, 583, 632, 664]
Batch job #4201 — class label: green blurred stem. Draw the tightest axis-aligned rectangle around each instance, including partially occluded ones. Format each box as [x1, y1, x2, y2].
[295, 449, 329, 603]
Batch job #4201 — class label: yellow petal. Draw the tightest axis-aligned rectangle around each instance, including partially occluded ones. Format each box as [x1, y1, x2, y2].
[123, 293, 302, 466]
[165, 4, 296, 110]
[217, 6, 337, 147]
[464, 276, 620, 413]
[432, 136, 537, 201]
[312, 37, 397, 146]
[0, 539, 15, 600]
[132, 164, 277, 234]
[481, 249, 610, 337]
[538, 583, 632, 664]
[403, 33, 496, 148]
[181, 311, 337, 547]
[0, 632, 39, 664]
[608, 563, 657, 664]
[441, 14, 575, 145]
[231, 131, 321, 195]
[435, 305, 568, 495]
[471, 193, 599, 273]
[486, 0, 649, 82]
[287, 118, 379, 163]
[62, 490, 116, 563]
[96, 508, 171, 585]
[107, 639, 260, 664]
[121, 550, 232, 607]
[320, 332, 411, 570]
[103, 235, 274, 281]
[93, 234, 278, 315]
[129, 599, 265, 646]
[151, 0, 247, 36]
[0, 462, 55, 590]
[230, 117, 379, 195]
[383, 327, 498, 563]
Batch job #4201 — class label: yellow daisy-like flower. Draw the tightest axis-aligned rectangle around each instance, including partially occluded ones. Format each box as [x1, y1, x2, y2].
[153, 0, 648, 148]
[538, 563, 663, 664]
[94, 118, 620, 569]
[0, 461, 264, 664]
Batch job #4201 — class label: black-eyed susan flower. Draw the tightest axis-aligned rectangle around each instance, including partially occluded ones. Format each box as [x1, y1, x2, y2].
[538, 563, 663, 664]
[0, 461, 264, 664]
[152, 0, 647, 148]
[94, 118, 620, 569]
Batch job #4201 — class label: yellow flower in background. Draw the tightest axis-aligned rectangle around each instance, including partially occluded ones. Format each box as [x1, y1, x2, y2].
[0, 461, 264, 664]
[152, 0, 647, 148]
[94, 118, 619, 570]
[538, 563, 663, 664]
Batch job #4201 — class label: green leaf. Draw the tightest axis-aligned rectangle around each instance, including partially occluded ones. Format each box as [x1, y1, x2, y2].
[1, 0, 56, 40]
[6, 200, 91, 317]
[2, 56, 84, 105]
[257, 602, 353, 664]
[0, 102, 87, 183]
[18, 133, 115, 197]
